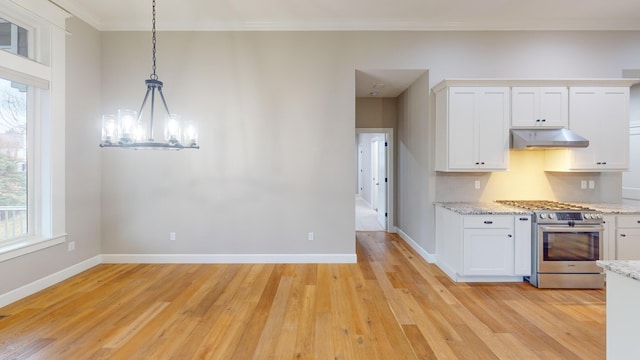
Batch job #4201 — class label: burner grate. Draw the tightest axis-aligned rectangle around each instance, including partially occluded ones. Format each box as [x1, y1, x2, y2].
[496, 200, 594, 211]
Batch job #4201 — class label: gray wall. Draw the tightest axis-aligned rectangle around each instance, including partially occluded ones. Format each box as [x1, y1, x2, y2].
[99, 30, 640, 258]
[0, 17, 102, 295]
[397, 72, 433, 251]
[355, 98, 397, 129]
[100, 32, 356, 255]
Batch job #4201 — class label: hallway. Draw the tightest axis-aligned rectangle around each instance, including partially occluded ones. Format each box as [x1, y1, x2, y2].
[356, 196, 385, 231]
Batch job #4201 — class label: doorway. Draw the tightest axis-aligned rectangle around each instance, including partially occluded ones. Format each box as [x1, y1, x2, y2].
[355, 129, 393, 232]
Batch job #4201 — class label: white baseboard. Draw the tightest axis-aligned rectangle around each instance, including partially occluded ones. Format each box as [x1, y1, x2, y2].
[396, 228, 437, 263]
[101, 253, 357, 264]
[0, 255, 101, 308]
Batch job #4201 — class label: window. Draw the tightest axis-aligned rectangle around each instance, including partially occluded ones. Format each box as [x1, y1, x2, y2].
[0, 77, 28, 241]
[0, 1, 68, 261]
[0, 17, 27, 57]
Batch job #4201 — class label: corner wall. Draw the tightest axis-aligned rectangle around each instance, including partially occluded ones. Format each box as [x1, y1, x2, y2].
[397, 72, 433, 252]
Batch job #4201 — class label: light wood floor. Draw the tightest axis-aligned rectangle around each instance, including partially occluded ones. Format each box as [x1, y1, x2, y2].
[0, 232, 606, 359]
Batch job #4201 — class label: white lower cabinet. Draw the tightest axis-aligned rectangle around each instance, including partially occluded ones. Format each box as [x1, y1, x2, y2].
[513, 215, 532, 276]
[615, 215, 640, 260]
[463, 227, 514, 276]
[436, 205, 531, 282]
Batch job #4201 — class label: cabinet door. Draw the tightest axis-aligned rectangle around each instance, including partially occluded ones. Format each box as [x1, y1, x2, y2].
[511, 87, 538, 127]
[615, 229, 640, 260]
[538, 87, 568, 127]
[440, 87, 509, 171]
[448, 88, 478, 169]
[513, 215, 532, 276]
[477, 88, 510, 170]
[569, 87, 629, 170]
[511, 87, 567, 128]
[463, 228, 514, 276]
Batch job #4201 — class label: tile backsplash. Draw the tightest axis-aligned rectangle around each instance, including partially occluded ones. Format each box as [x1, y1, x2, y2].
[435, 150, 622, 203]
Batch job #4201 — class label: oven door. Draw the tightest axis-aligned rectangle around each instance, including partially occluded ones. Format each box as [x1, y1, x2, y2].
[538, 224, 604, 273]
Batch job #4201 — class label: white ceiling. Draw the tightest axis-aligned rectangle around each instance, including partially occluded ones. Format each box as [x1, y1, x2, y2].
[355, 70, 426, 98]
[51, 0, 640, 32]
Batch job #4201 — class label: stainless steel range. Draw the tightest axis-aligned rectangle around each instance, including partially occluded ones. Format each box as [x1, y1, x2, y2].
[496, 200, 604, 289]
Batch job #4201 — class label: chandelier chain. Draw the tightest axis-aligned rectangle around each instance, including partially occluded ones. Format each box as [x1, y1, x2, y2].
[151, 0, 158, 80]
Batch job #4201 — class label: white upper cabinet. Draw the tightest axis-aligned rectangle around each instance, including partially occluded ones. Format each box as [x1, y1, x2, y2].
[435, 87, 510, 171]
[511, 87, 568, 128]
[546, 87, 630, 171]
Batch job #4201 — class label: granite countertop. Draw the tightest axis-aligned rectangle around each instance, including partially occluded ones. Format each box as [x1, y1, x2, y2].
[437, 201, 640, 215]
[597, 260, 640, 281]
[435, 202, 531, 215]
[579, 203, 640, 215]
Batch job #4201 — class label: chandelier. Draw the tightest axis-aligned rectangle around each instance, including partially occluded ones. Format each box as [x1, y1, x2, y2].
[100, 0, 199, 150]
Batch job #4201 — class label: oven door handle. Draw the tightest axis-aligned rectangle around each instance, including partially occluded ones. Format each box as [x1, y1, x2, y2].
[538, 225, 604, 233]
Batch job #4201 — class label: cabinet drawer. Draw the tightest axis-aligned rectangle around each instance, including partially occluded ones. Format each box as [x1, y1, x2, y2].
[617, 216, 640, 228]
[464, 216, 512, 228]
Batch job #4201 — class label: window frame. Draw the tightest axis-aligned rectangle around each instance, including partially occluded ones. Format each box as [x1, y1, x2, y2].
[0, 0, 69, 262]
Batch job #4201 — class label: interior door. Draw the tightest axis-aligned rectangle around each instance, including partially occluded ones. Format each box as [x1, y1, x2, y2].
[376, 136, 387, 229]
[371, 140, 379, 211]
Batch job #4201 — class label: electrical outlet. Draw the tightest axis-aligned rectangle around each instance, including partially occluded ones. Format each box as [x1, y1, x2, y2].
[67, 241, 75, 251]
[580, 180, 587, 189]
[474, 180, 481, 190]
[308, 232, 314, 241]
[170, 232, 176, 241]
[588, 180, 595, 189]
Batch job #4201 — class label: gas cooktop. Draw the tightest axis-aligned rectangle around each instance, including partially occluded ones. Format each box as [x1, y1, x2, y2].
[495, 200, 594, 211]
[496, 200, 602, 223]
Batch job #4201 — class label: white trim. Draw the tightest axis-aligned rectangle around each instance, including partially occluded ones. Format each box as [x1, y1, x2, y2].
[101, 253, 357, 264]
[0, 255, 101, 308]
[6, 0, 70, 29]
[445, 274, 524, 283]
[356, 128, 394, 232]
[0, 51, 50, 88]
[396, 227, 437, 263]
[0, 233, 66, 262]
[432, 78, 640, 92]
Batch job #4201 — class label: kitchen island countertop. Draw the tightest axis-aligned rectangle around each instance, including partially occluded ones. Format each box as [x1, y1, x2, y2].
[435, 202, 530, 215]
[597, 260, 640, 281]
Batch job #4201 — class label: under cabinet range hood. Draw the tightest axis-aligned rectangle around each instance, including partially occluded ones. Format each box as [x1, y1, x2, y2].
[510, 128, 589, 149]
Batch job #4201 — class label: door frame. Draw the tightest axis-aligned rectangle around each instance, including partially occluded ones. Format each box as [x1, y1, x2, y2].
[356, 127, 395, 233]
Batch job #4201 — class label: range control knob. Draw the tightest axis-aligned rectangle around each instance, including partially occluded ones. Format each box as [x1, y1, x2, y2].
[539, 213, 547, 219]
[549, 213, 556, 219]
[584, 213, 592, 220]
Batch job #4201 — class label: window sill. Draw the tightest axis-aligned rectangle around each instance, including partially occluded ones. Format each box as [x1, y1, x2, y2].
[0, 234, 67, 262]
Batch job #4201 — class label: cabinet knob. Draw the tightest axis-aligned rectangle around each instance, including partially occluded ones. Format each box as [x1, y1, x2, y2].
[541, 119, 546, 122]
[596, 162, 602, 165]
[483, 220, 493, 224]
[475, 162, 480, 165]
[480, 162, 485, 165]
[519, 217, 529, 221]
[637, 220, 640, 224]
[602, 162, 607, 165]
[508, 234, 513, 238]
[621, 234, 627, 237]
[536, 119, 541, 122]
